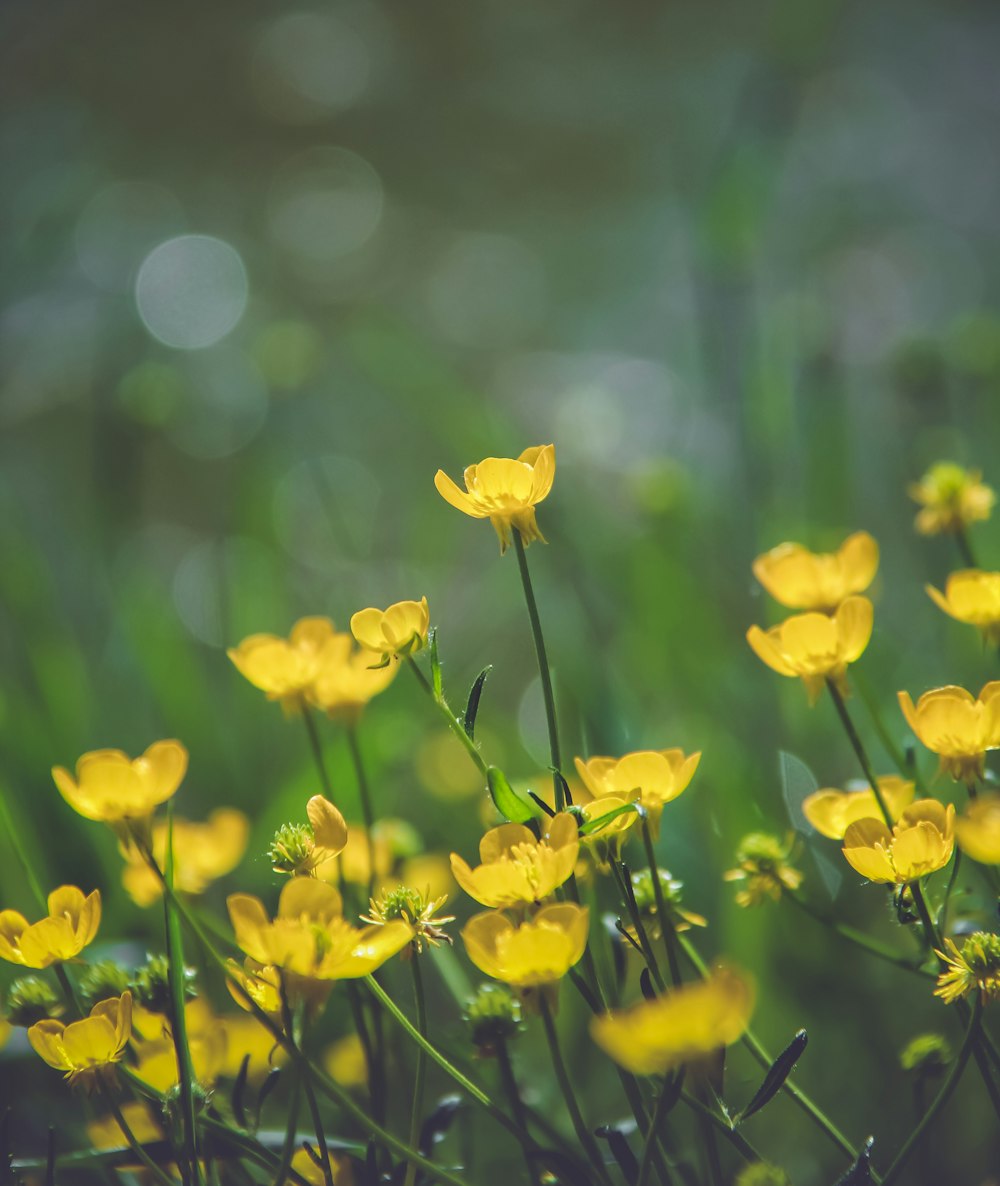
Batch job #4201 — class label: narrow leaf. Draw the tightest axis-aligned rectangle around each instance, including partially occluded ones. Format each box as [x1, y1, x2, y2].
[463, 666, 492, 739]
[595, 1126, 638, 1185]
[639, 966, 657, 1001]
[231, 1053, 251, 1128]
[833, 1137, 874, 1185]
[737, 1029, 808, 1124]
[552, 769, 574, 807]
[429, 627, 443, 700]
[487, 766, 537, 824]
[419, 1094, 463, 1155]
[578, 802, 639, 836]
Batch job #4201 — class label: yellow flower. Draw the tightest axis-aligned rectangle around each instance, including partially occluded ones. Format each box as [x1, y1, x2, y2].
[287, 1146, 355, 1186]
[324, 1032, 369, 1089]
[0, 886, 101, 969]
[52, 740, 188, 823]
[28, 992, 132, 1089]
[461, 902, 589, 987]
[434, 444, 556, 554]
[842, 800, 955, 884]
[926, 570, 1000, 643]
[934, 932, 1000, 1005]
[268, 796, 349, 878]
[450, 814, 579, 908]
[218, 1012, 284, 1080]
[954, 793, 1000, 864]
[577, 792, 641, 864]
[752, 531, 879, 612]
[87, 1100, 163, 1149]
[590, 966, 754, 1076]
[723, 834, 803, 907]
[574, 749, 701, 835]
[898, 682, 1000, 782]
[746, 596, 873, 704]
[803, 776, 915, 839]
[132, 998, 226, 1092]
[308, 632, 398, 724]
[228, 616, 339, 712]
[227, 878, 412, 980]
[909, 462, 995, 535]
[350, 598, 430, 663]
[121, 808, 249, 906]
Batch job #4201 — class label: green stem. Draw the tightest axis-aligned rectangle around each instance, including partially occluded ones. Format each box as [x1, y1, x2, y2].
[954, 524, 978, 569]
[881, 996, 981, 1186]
[280, 978, 334, 1186]
[679, 1091, 760, 1164]
[639, 815, 683, 988]
[0, 785, 48, 913]
[937, 849, 962, 934]
[512, 529, 563, 810]
[636, 1078, 677, 1186]
[611, 860, 664, 991]
[496, 1038, 539, 1185]
[826, 679, 893, 826]
[402, 955, 428, 1186]
[345, 725, 377, 903]
[300, 701, 334, 800]
[407, 657, 489, 777]
[851, 670, 913, 781]
[100, 1086, 178, 1186]
[271, 1067, 302, 1186]
[785, 892, 932, 977]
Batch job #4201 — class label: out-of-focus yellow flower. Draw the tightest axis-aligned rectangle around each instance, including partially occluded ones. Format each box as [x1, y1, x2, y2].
[434, 444, 556, 554]
[934, 932, 1000, 1005]
[955, 793, 1000, 864]
[228, 617, 337, 712]
[909, 462, 995, 535]
[398, 853, 456, 904]
[926, 571, 1000, 643]
[462, 903, 589, 988]
[578, 792, 641, 865]
[574, 749, 701, 834]
[228, 878, 412, 980]
[308, 633, 398, 724]
[842, 800, 955, 884]
[590, 966, 754, 1076]
[28, 992, 132, 1089]
[121, 808, 249, 906]
[269, 796, 349, 878]
[219, 1012, 282, 1080]
[318, 819, 417, 887]
[324, 1032, 369, 1089]
[0, 1018, 10, 1049]
[803, 777, 915, 839]
[752, 531, 879, 612]
[350, 598, 430, 663]
[132, 998, 227, 1092]
[52, 741, 188, 823]
[87, 1100, 163, 1149]
[898, 683, 1000, 782]
[723, 834, 803, 907]
[286, 1146, 355, 1186]
[450, 814, 579, 908]
[746, 597, 873, 704]
[0, 887, 101, 968]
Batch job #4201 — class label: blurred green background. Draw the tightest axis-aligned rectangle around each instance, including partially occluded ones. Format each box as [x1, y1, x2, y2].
[2, 0, 1000, 1181]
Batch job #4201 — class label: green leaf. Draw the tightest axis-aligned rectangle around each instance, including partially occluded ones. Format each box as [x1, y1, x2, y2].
[429, 627, 443, 700]
[486, 766, 537, 824]
[577, 802, 639, 836]
[463, 665, 492, 739]
[737, 1029, 808, 1124]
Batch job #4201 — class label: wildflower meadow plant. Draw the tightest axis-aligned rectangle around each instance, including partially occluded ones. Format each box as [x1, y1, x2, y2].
[1, 445, 999, 1186]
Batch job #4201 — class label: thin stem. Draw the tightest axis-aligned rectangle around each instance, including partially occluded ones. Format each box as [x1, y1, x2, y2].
[826, 679, 893, 825]
[345, 725, 376, 902]
[851, 669, 913, 782]
[785, 892, 932, 978]
[954, 524, 978, 569]
[271, 1068, 302, 1186]
[611, 860, 664, 991]
[538, 995, 613, 1186]
[882, 996, 981, 1186]
[300, 701, 334, 800]
[280, 979, 334, 1186]
[639, 815, 682, 988]
[636, 1078, 677, 1186]
[512, 529, 563, 810]
[101, 1086, 179, 1186]
[937, 849, 962, 934]
[407, 657, 489, 777]
[0, 785, 48, 913]
[495, 1038, 538, 1184]
[679, 1091, 761, 1164]
[402, 956, 428, 1186]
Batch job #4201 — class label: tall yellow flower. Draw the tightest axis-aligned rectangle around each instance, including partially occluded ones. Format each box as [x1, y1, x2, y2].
[926, 571, 1000, 643]
[350, 598, 430, 663]
[52, 740, 188, 823]
[752, 531, 878, 612]
[898, 683, 1000, 782]
[803, 777, 915, 839]
[121, 809, 249, 906]
[28, 992, 132, 1089]
[909, 462, 995, 535]
[954, 793, 1000, 864]
[461, 903, 589, 987]
[308, 633, 398, 723]
[0, 887, 101, 969]
[842, 800, 955, 884]
[574, 749, 700, 834]
[450, 814, 579, 908]
[590, 966, 754, 1076]
[746, 596, 873, 704]
[228, 617, 338, 712]
[434, 444, 556, 553]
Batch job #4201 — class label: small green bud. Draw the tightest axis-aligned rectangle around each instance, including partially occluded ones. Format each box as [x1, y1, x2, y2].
[900, 1033, 953, 1075]
[630, 868, 684, 914]
[4, 976, 64, 1028]
[268, 821, 316, 875]
[464, 983, 523, 1055]
[735, 1164, 792, 1186]
[131, 953, 197, 1015]
[79, 960, 131, 1010]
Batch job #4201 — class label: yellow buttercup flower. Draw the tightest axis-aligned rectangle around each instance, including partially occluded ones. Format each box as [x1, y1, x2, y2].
[350, 597, 430, 663]
[926, 571, 1000, 643]
[934, 932, 1000, 1005]
[0, 886, 101, 969]
[52, 740, 188, 823]
[308, 632, 398, 724]
[268, 796, 349, 878]
[28, 992, 132, 1089]
[121, 808, 249, 906]
[461, 902, 589, 988]
[450, 814, 579, 908]
[842, 800, 955, 884]
[723, 834, 803, 907]
[746, 596, 873, 704]
[803, 777, 915, 839]
[227, 878, 412, 980]
[434, 444, 556, 554]
[954, 793, 1000, 864]
[898, 683, 1000, 782]
[909, 462, 995, 536]
[228, 616, 338, 712]
[574, 749, 701, 835]
[590, 966, 754, 1076]
[752, 531, 879, 612]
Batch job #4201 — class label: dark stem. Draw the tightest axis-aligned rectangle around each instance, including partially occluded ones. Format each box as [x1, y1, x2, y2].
[826, 678, 893, 825]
